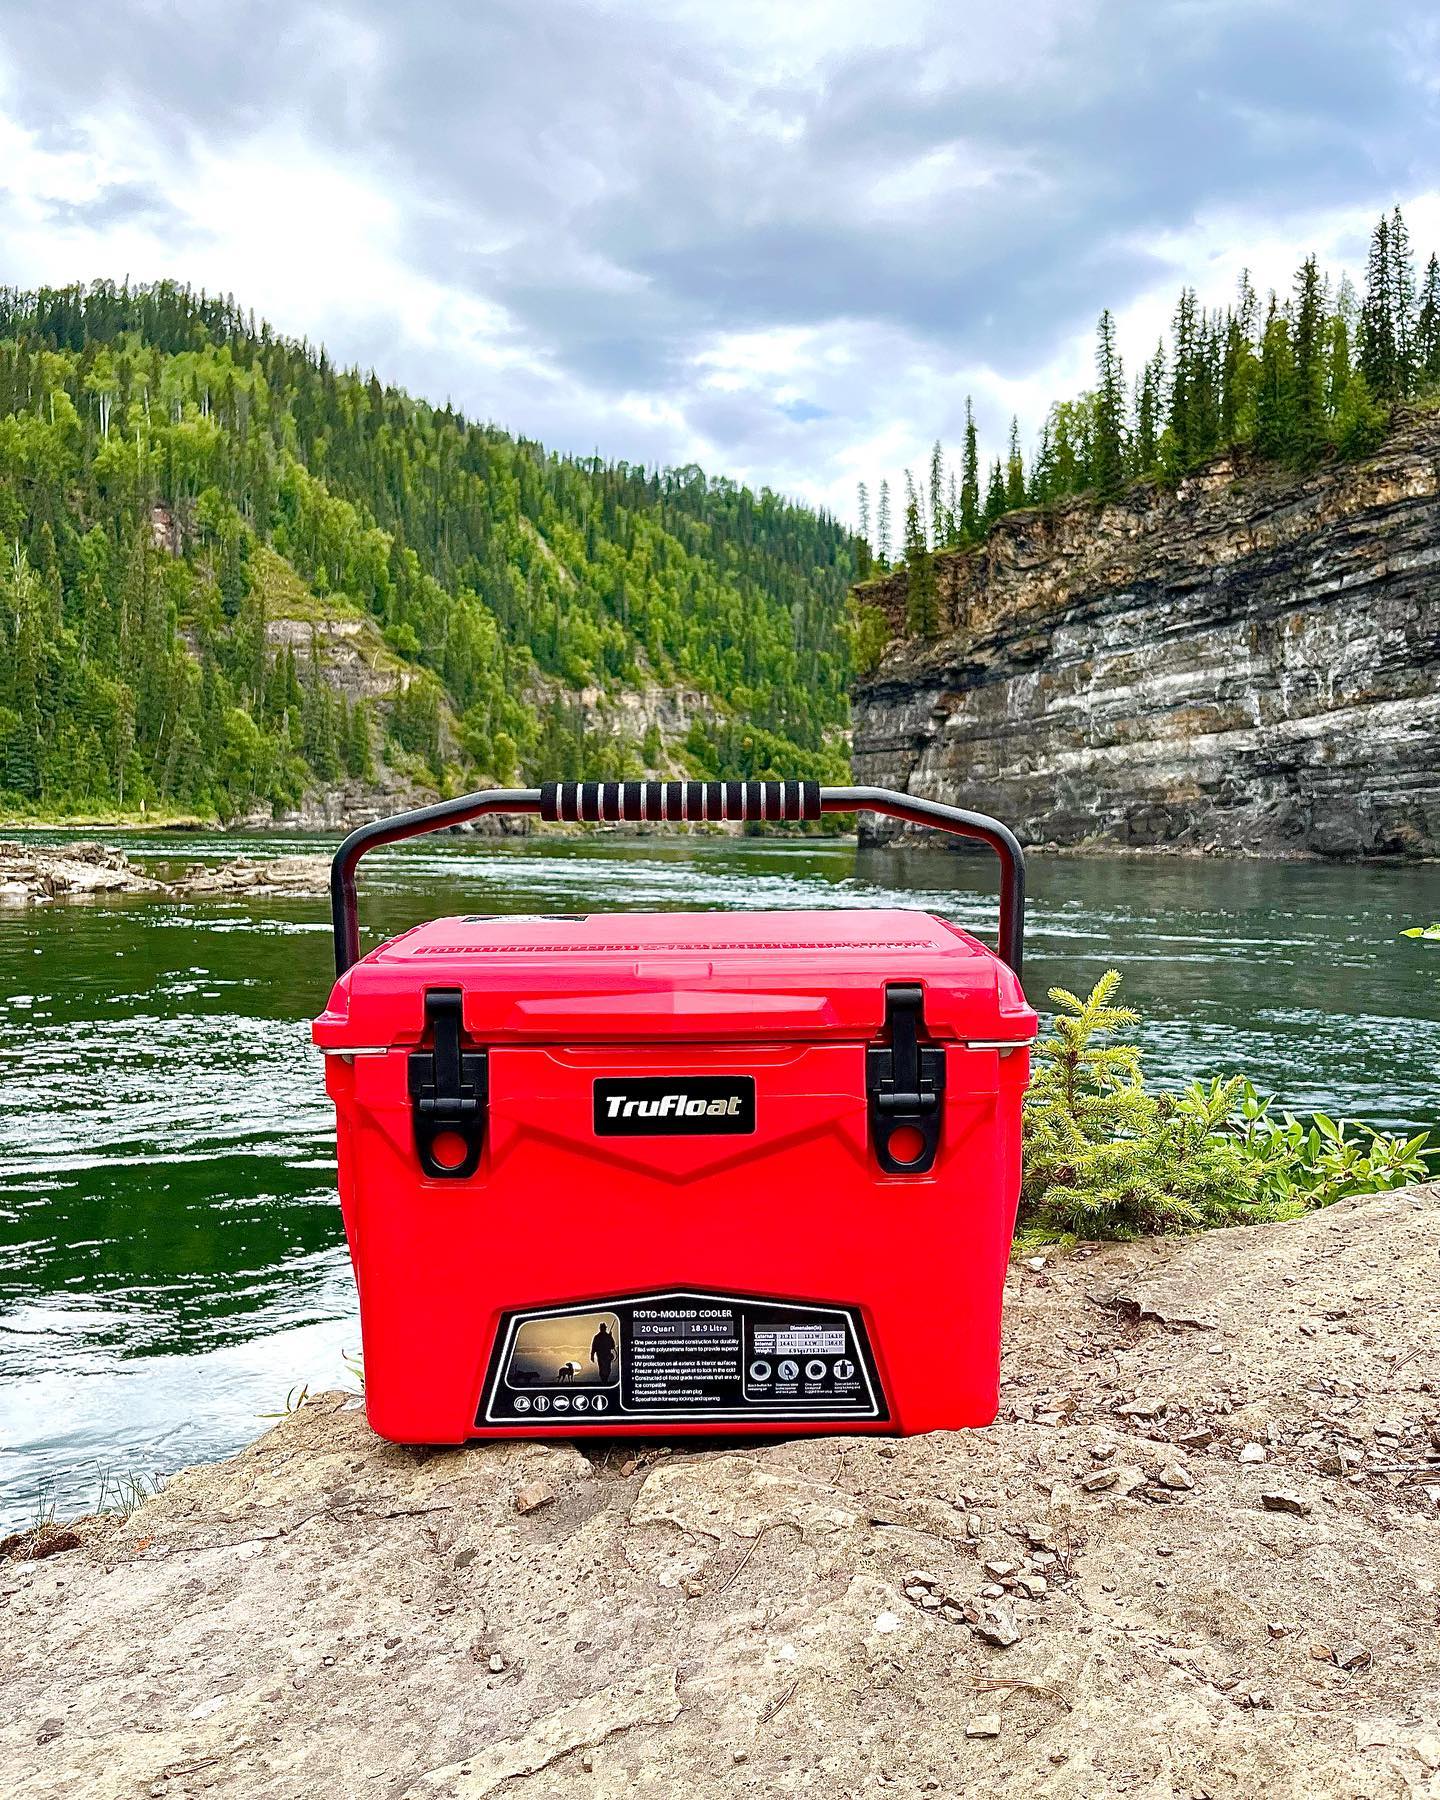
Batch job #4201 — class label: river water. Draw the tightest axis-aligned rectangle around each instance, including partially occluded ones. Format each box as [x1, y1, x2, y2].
[2, 830, 1437, 1530]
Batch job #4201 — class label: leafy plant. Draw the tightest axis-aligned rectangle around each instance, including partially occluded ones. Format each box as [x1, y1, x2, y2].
[1019, 972, 1429, 1244]
[1402, 923, 1440, 940]
[1232, 1085, 1430, 1209]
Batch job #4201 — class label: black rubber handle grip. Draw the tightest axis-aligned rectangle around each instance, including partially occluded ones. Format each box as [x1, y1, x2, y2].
[540, 780, 819, 824]
[330, 784, 1025, 979]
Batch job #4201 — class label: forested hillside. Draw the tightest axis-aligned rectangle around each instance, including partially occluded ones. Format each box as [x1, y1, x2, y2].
[858, 207, 1437, 640]
[0, 281, 855, 821]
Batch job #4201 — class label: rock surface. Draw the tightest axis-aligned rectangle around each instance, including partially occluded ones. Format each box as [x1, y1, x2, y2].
[3, 1184, 1439, 1798]
[853, 413, 1440, 856]
[0, 841, 332, 904]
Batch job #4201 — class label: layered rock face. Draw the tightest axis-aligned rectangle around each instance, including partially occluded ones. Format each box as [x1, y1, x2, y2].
[853, 415, 1440, 855]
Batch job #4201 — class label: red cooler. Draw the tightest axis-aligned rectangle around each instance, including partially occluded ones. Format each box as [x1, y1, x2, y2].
[314, 781, 1035, 1441]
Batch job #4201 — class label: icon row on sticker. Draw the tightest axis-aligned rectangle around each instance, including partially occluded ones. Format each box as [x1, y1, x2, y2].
[748, 1357, 856, 1383]
[513, 1392, 610, 1414]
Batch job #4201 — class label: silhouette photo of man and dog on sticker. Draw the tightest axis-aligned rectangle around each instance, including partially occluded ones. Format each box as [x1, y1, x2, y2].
[505, 1312, 620, 1391]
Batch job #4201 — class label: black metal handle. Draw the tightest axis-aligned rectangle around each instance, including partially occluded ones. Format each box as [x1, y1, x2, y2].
[825, 786, 1025, 979]
[330, 783, 1025, 978]
[331, 787, 542, 976]
[541, 779, 819, 823]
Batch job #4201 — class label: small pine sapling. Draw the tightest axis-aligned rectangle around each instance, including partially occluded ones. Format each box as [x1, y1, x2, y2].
[1018, 973, 1428, 1244]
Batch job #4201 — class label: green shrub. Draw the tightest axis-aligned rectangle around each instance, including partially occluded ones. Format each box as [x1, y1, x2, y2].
[1019, 972, 1429, 1244]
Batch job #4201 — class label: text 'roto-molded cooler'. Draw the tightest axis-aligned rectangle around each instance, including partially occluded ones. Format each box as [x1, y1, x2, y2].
[314, 781, 1037, 1441]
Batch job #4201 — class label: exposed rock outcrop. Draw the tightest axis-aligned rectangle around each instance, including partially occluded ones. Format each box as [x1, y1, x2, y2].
[0, 842, 333, 904]
[0, 840, 167, 903]
[853, 415, 1440, 856]
[5, 1185, 1438, 1797]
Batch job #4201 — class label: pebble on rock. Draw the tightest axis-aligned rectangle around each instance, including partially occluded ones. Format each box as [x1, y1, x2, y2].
[966, 1715, 1002, 1738]
[1239, 1443, 1268, 1464]
[513, 1481, 556, 1515]
[965, 1600, 1021, 1648]
[1259, 1491, 1311, 1517]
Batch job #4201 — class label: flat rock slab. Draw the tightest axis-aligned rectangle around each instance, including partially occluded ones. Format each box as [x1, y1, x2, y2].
[0, 841, 330, 903]
[3, 1187, 1439, 1798]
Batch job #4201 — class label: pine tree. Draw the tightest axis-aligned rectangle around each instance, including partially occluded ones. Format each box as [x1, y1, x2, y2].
[1416, 254, 1440, 385]
[876, 479, 892, 567]
[1291, 256, 1327, 465]
[1092, 309, 1126, 498]
[1004, 418, 1025, 508]
[1190, 309, 1223, 461]
[1324, 312, 1354, 420]
[1391, 204, 1416, 392]
[1255, 299, 1296, 463]
[983, 457, 1007, 528]
[929, 440, 946, 548]
[1359, 212, 1403, 401]
[1166, 288, 1200, 472]
[1134, 343, 1165, 473]
[856, 481, 870, 545]
[901, 494, 940, 637]
[960, 399, 980, 540]
[1221, 272, 1260, 445]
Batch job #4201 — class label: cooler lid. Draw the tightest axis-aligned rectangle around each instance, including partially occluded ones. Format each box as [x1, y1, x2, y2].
[312, 907, 1035, 1047]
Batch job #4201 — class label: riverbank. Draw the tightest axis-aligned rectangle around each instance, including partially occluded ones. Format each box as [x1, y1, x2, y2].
[9, 814, 1438, 865]
[4, 1184, 1436, 1798]
[0, 840, 332, 904]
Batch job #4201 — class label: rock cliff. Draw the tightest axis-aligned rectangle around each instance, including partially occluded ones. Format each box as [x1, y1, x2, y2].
[5, 1185, 1439, 1798]
[852, 414, 1440, 856]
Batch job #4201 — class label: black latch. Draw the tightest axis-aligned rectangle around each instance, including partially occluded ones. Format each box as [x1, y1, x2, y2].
[408, 989, 488, 1178]
[867, 983, 946, 1173]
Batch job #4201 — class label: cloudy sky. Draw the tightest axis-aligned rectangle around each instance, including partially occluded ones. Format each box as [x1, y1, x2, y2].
[1, 0, 1436, 521]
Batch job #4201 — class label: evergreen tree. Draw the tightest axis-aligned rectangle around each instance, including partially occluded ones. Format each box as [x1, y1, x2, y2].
[1359, 212, 1404, 401]
[876, 479, 892, 567]
[959, 399, 980, 540]
[983, 457, 1007, 528]
[929, 440, 946, 548]
[1324, 311, 1354, 420]
[901, 494, 940, 637]
[1255, 299, 1296, 463]
[0, 278, 858, 816]
[1165, 287, 1201, 472]
[1134, 343, 1165, 473]
[1004, 418, 1025, 508]
[1291, 256, 1327, 465]
[1391, 204, 1417, 390]
[1221, 272, 1260, 445]
[1416, 254, 1440, 385]
[1092, 309, 1126, 498]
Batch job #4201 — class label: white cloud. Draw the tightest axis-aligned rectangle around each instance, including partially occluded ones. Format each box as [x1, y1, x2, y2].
[1, 2, 1436, 526]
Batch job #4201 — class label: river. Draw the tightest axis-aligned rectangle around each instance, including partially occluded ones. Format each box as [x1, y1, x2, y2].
[2, 830, 1437, 1530]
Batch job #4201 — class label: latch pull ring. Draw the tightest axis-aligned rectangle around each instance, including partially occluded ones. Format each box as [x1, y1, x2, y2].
[867, 983, 946, 1174]
[408, 989, 488, 1178]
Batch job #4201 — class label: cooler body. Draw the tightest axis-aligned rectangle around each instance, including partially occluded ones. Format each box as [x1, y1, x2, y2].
[315, 907, 1035, 1441]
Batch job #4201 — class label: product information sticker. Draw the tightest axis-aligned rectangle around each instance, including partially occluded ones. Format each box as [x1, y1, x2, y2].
[478, 1289, 886, 1424]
